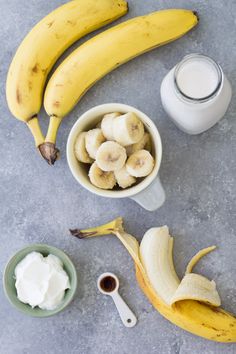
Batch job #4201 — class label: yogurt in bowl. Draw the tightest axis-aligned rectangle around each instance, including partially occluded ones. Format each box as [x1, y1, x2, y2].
[15, 252, 70, 310]
[3, 244, 77, 317]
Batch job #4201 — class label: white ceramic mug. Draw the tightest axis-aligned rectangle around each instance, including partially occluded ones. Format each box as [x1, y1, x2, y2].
[66, 103, 165, 211]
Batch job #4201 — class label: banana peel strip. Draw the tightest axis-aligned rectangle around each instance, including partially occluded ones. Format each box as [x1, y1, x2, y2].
[170, 245, 220, 306]
[185, 246, 216, 274]
[170, 273, 221, 307]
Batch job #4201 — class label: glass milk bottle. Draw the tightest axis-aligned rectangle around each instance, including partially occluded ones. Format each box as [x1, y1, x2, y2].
[160, 54, 232, 134]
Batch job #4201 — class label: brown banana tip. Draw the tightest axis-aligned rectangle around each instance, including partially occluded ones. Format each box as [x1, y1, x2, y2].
[193, 11, 199, 22]
[69, 229, 97, 239]
[69, 229, 81, 238]
[38, 142, 60, 165]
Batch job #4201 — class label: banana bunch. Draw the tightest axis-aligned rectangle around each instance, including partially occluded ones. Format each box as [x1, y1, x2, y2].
[7, 4, 198, 164]
[42, 9, 198, 164]
[70, 218, 236, 343]
[6, 0, 128, 163]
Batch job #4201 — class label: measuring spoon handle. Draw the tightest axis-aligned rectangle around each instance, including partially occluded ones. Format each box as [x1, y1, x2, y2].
[111, 291, 137, 327]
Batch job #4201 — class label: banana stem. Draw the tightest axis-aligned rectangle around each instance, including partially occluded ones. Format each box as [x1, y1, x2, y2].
[45, 115, 63, 144]
[70, 217, 123, 239]
[27, 116, 45, 147]
[38, 115, 62, 165]
[69, 216, 141, 267]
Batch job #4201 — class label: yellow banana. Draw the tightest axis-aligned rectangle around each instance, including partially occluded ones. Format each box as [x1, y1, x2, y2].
[6, 0, 128, 163]
[43, 9, 199, 164]
[70, 218, 236, 343]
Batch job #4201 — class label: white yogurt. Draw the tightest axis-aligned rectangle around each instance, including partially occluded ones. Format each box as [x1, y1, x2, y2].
[15, 252, 70, 310]
[160, 54, 232, 134]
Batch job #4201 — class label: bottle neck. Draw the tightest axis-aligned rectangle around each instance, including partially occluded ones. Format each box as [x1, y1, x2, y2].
[174, 54, 223, 104]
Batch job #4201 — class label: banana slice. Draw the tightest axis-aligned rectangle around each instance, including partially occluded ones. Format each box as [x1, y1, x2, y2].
[96, 141, 127, 172]
[114, 166, 136, 189]
[89, 162, 116, 190]
[85, 128, 106, 159]
[101, 112, 121, 140]
[126, 132, 152, 156]
[113, 112, 144, 146]
[126, 150, 154, 177]
[74, 132, 93, 164]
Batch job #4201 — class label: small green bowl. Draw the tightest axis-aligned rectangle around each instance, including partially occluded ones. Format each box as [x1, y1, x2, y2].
[3, 244, 77, 317]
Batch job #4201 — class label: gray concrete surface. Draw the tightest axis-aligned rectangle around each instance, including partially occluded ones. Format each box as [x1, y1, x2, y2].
[0, 0, 236, 353]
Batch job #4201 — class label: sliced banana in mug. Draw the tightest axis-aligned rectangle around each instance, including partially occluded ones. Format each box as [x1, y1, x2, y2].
[85, 128, 106, 159]
[89, 162, 116, 190]
[101, 112, 120, 140]
[74, 132, 93, 164]
[75, 111, 156, 191]
[96, 141, 127, 172]
[114, 166, 136, 189]
[126, 132, 152, 156]
[113, 112, 144, 146]
[126, 149, 154, 177]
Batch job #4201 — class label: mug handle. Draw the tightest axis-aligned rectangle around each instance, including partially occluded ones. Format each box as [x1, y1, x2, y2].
[130, 176, 166, 211]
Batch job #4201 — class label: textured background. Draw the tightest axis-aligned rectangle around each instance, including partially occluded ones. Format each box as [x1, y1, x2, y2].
[0, 0, 236, 353]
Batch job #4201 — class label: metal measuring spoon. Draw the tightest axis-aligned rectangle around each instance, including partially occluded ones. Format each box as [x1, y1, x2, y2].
[97, 272, 137, 328]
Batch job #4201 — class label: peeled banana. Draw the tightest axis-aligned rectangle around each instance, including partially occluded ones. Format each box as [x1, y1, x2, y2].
[70, 218, 236, 343]
[43, 9, 199, 164]
[140, 226, 220, 307]
[6, 0, 128, 163]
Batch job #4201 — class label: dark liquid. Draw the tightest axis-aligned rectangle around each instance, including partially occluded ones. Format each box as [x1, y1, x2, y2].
[100, 276, 116, 292]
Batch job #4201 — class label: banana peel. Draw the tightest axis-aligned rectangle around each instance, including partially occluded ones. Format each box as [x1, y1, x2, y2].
[70, 217, 236, 342]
